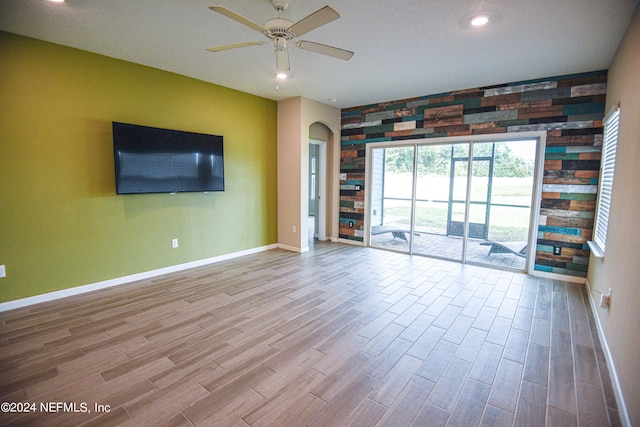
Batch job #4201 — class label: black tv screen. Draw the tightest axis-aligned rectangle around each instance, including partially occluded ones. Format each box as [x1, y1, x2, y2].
[113, 122, 224, 194]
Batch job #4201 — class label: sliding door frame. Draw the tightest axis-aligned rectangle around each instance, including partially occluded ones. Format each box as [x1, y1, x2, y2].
[364, 131, 547, 274]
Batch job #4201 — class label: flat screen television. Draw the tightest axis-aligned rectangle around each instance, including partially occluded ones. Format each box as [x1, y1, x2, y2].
[113, 122, 224, 194]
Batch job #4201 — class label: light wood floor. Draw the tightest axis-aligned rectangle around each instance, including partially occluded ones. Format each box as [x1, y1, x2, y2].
[0, 242, 620, 426]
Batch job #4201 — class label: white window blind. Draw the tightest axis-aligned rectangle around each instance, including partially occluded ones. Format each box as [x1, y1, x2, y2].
[591, 107, 620, 257]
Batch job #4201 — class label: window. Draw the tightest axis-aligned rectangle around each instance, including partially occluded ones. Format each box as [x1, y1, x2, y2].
[589, 106, 620, 258]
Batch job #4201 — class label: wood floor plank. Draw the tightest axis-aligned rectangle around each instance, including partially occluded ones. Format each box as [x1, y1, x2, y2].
[312, 351, 373, 402]
[338, 398, 387, 427]
[442, 314, 475, 345]
[481, 404, 514, 427]
[523, 342, 550, 386]
[447, 379, 491, 427]
[393, 301, 427, 327]
[454, 327, 487, 362]
[253, 390, 325, 427]
[571, 318, 594, 348]
[473, 305, 499, 331]
[398, 313, 435, 342]
[427, 357, 473, 411]
[377, 375, 435, 426]
[125, 380, 209, 423]
[548, 359, 577, 414]
[412, 402, 450, 427]
[460, 295, 485, 318]
[470, 341, 504, 385]
[195, 388, 266, 427]
[576, 380, 610, 427]
[416, 338, 458, 382]
[529, 316, 551, 347]
[497, 297, 519, 319]
[245, 367, 325, 424]
[514, 380, 547, 426]
[547, 406, 578, 427]
[368, 354, 422, 407]
[356, 311, 397, 340]
[512, 306, 534, 331]
[361, 322, 405, 357]
[574, 343, 600, 386]
[534, 280, 553, 321]
[406, 325, 446, 360]
[503, 327, 530, 364]
[312, 330, 369, 376]
[183, 364, 273, 425]
[431, 304, 463, 330]
[305, 373, 378, 427]
[487, 358, 523, 412]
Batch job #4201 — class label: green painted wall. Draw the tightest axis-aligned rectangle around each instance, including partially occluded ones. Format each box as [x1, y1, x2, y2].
[0, 31, 278, 303]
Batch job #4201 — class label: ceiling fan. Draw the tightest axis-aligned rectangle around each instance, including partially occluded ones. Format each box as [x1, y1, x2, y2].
[206, 0, 354, 77]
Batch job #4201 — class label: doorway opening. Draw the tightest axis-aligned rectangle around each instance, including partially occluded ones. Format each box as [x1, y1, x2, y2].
[309, 139, 327, 245]
[367, 135, 543, 272]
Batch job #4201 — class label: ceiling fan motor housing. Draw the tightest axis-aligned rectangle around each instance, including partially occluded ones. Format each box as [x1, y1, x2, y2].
[264, 18, 296, 39]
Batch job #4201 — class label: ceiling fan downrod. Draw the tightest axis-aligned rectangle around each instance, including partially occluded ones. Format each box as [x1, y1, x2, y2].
[271, 0, 288, 12]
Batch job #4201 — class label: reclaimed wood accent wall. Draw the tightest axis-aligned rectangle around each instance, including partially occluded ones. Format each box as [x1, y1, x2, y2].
[340, 71, 607, 278]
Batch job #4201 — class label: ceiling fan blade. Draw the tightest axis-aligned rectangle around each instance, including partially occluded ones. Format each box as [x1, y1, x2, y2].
[296, 40, 354, 61]
[288, 6, 340, 36]
[206, 41, 265, 52]
[209, 6, 268, 34]
[276, 46, 290, 72]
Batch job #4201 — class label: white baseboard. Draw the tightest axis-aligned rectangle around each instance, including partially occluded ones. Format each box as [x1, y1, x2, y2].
[528, 269, 587, 284]
[277, 243, 309, 253]
[337, 238, 364, 246]
[0, 243, 278, 313]
[585, 279, 631, 427]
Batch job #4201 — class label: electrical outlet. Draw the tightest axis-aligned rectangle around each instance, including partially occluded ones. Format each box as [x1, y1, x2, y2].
[0, 265, 5, 278]
[600, 288, 612, 309]
[172, 238, 179, 249]
[349, 221, 354, 228]
[292, 226, 297, 234]
[553, 246, 562, 255]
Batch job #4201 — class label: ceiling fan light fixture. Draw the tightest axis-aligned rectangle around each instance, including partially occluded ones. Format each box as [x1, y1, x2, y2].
[274, 37, 290, 74]
[469, 14, 490, 27]
[274, 37, 287, 52]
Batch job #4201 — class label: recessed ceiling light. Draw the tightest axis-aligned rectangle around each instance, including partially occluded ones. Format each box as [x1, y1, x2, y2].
[48, 0, 65, 3]
[469, 14, 490, 27]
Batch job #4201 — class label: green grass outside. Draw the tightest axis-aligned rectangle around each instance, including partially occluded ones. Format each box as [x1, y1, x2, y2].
[381, 176, 533, 242]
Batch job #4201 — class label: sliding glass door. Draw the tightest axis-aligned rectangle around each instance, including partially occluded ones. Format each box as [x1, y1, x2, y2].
[368, 138, 538, 271]
[413, 143, 468, 261]
[465, 140, 536, 269]
[369, 146, 415, 253]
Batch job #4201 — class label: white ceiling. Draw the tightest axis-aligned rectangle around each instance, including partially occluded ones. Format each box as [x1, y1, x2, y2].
[1, 0, 637, 109]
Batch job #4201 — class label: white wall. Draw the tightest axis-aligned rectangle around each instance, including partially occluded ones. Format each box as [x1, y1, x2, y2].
[587, 6, 640, 426]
